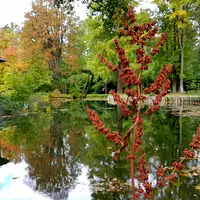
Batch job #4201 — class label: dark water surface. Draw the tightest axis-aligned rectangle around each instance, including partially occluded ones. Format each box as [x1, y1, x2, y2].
[0, 100, 200, 200]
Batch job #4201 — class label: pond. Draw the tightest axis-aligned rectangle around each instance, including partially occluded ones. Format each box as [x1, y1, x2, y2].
[0, 100, 200, 200]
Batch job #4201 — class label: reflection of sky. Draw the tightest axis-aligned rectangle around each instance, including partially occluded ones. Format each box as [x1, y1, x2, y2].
[68, 167, 91, 200]
[0, 161, 50, 200]
[0, 161, 92, 200]
[1, 153, 198, 200]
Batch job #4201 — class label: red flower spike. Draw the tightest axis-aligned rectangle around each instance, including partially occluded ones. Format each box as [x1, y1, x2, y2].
[165, 174, 176, 183]
[157, 181, 165, 187]
[189, 129, 200, 149]
[86, 106, 122, 146]
[137, 187, 144, 193]
[98, 54, 118, 72]
[127, 154, 136, 160]
[109, 90, 132, 116]
[157, 165, 165, 177]
[172, 161, 184, 170]
[144, 64, 172, 94]
[183, 148, 194, 158]
[84, 6, 200, 200]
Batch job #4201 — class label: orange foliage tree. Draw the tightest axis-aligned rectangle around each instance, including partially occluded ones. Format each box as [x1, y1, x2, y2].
[22, 0, 82, 78]
[0, 25, 27, 92]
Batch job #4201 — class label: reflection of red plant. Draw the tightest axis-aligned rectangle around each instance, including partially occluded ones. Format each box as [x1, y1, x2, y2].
[86, 6, 200, 200]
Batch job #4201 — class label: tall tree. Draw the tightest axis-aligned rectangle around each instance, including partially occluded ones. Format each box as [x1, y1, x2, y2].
[54, 0, 133, 31]
[153, 0, 200, 93]
[87, 0, 132, 32]
[83, 8, 152, 94]
[22, 0, 80, 79]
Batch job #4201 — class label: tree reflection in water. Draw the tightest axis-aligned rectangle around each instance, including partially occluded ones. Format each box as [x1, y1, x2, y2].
[25, 124, 80, 199]
[0, 101, 200, 199]
[24, 104, 89, 199]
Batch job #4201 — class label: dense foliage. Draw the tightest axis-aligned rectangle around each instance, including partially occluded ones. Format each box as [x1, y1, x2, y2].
[0, 0, 200, 110]
[86, 6, 200, 199]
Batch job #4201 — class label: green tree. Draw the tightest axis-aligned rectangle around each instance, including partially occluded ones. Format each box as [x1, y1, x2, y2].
[82, 16, 116, 93]
[10, 54, 51, 101]
[54, 0, 132, 31]
[83, 8, 152, 94]
[153, 0, 200, 93]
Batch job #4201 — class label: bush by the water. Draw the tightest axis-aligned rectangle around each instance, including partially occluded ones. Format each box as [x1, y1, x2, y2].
[0, 96, 24, 116]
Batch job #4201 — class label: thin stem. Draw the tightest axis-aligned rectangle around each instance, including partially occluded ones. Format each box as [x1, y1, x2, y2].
[130, 71, 143, 200]
[130, 159, 135, 200]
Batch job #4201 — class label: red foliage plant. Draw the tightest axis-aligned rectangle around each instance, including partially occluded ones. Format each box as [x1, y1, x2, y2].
[86, 6, 200, 200]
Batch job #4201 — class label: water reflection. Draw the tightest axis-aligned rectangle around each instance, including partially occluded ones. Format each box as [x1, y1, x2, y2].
[25, 111, 81, 199]
[0, 100, 199, 199]
[68, 167, 91, 200]
[0, 162, 49, 200]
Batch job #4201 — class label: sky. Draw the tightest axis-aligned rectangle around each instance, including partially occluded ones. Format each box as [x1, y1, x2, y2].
[0, 0, 156, 28]
[0, 0, 87, 27]
[0, 0, 32, 27]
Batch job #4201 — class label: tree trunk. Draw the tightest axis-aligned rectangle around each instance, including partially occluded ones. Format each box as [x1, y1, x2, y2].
[178, 26, 185, 93]
[180, 49, 184, 93]
[82, 73, 90, 96]
[84, 74, 94, 97]
[172, 77, 177, 93]
[104, 82, 108, 94]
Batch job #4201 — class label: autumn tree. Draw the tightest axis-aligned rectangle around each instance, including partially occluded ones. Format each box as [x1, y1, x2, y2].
[22, 0, 78, 78]
[22, 0, 63, 77]
[0, 24, 28, 93]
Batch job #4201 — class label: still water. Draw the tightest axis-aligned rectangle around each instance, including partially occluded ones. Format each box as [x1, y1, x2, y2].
[0, 100, 200, 200]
